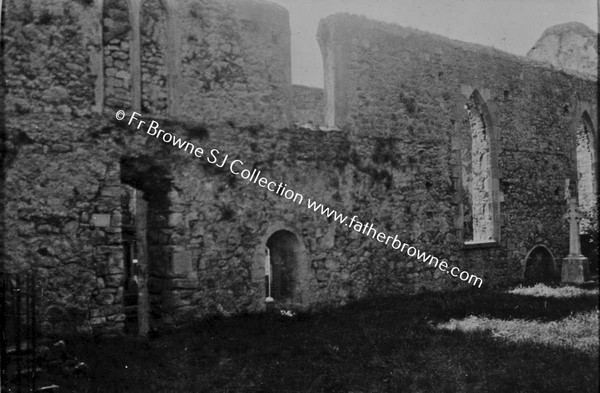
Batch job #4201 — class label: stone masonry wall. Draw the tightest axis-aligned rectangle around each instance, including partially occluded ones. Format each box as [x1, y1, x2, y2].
[174, 0, 292, 128]
[2, 0, 294, 332]
[291, 84, 325, 125]
[104, 0, 132, 110]
[4, 114, 149, 332]
[141, 0, 168, 115]
[317, 14, 598, 285]
[3, 0, 98, 117]
[3, 4, 598, 334]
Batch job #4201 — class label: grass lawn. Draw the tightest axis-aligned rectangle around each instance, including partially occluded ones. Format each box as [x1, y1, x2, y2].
[40, 284, 598, 393]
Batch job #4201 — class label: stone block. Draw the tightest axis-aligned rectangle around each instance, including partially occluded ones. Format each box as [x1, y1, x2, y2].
[96, 289, 115, 305]
[115, 70, 130, 80]
[91, 214, 111, 227]
[90, 317, 106, 325]
[170, 278, 199, 289]
[100, 186, 122, 197]
[171, 250, 192, 275]
[107, 313, 126, 322]
[104, 274, 122, 288]
[325, 259, 339, 271]
[561, 255, 590, 284]
[168, 213, 184, 227]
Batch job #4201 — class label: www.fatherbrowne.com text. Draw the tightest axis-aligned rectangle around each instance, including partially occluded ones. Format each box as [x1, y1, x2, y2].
[116, 110, 484, 288]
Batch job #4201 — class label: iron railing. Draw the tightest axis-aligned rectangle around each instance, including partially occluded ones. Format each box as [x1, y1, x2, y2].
[1, 272, 37, 393]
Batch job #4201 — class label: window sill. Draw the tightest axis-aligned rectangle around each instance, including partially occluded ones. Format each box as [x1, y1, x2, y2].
[463, 239, 499, 249]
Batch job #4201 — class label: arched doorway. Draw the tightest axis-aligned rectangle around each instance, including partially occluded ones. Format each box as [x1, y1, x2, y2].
[265, 230, 302, 303]
[523, 246, 557, 284]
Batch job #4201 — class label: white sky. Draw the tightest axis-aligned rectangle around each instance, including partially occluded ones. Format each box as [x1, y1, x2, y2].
[269, 0, 599, 87]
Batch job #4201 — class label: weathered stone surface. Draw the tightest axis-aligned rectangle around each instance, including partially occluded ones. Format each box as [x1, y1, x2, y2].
[527, 22, 597, 79]
[562, 256, 590, 284]
[292, 85, 324, 125]
[2, 2, 597, 335]
[171, 250, 193, 275]
[91, 214, 111, 228]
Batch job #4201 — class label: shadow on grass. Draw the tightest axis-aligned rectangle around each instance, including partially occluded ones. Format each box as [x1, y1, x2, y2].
[45, 288, 599, 393]
[341, 286, 599, 323]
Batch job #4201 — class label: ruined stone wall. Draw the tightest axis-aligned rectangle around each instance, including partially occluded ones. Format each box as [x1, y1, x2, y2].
[4, 111, 365, 330]
[4, 114, 144, 332]
[318, 14, 598, 285]
[291, 84, 325, 125]
[2, 0, 295, 332]
[4, 0, 292, 121]
[4, 4, 598, 334]
[174, 0, 292, 127]
[6, 110, 472, 331]
[145, 124, 355, 322]
[4, 0, 99, 117]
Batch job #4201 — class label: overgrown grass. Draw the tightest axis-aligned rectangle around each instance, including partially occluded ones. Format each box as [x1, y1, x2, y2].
[438, 310, 599, 355]
[40, 285, 598, 393]
[508, 283, 599, 298]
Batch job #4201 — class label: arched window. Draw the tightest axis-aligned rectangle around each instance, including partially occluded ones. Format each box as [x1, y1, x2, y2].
[461, 90, 501, 244]
[576, 111, 598, 233]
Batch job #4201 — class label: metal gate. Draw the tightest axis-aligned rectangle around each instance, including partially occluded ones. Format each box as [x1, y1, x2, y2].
[1, 272, 37, 393]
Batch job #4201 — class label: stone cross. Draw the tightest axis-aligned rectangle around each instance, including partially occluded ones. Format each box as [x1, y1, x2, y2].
[563, 197, 583, 256]
[562, 197, 590, 283]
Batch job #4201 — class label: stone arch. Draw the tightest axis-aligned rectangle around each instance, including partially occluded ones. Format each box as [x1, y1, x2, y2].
[461, 89, 501, 244]
[522, 245, 557, 284]
[140, 0, 169, 115]
[575, 110, 598, 233]
[256, 225, 310, 306]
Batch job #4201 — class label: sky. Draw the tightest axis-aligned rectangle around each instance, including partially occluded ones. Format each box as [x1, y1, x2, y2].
[269, 0, 599, 88]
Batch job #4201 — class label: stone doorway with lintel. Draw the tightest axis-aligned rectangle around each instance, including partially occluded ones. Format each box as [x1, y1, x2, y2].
[120, 156, 172, 335]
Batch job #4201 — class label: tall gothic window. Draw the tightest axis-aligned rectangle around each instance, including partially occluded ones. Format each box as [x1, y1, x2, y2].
[461, 90, 500, 244]
[576, 111, 598, 234]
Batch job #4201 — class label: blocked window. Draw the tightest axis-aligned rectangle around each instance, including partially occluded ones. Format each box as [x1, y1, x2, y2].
[103, 0, 132, 109]
[141, 0, 168, 114]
